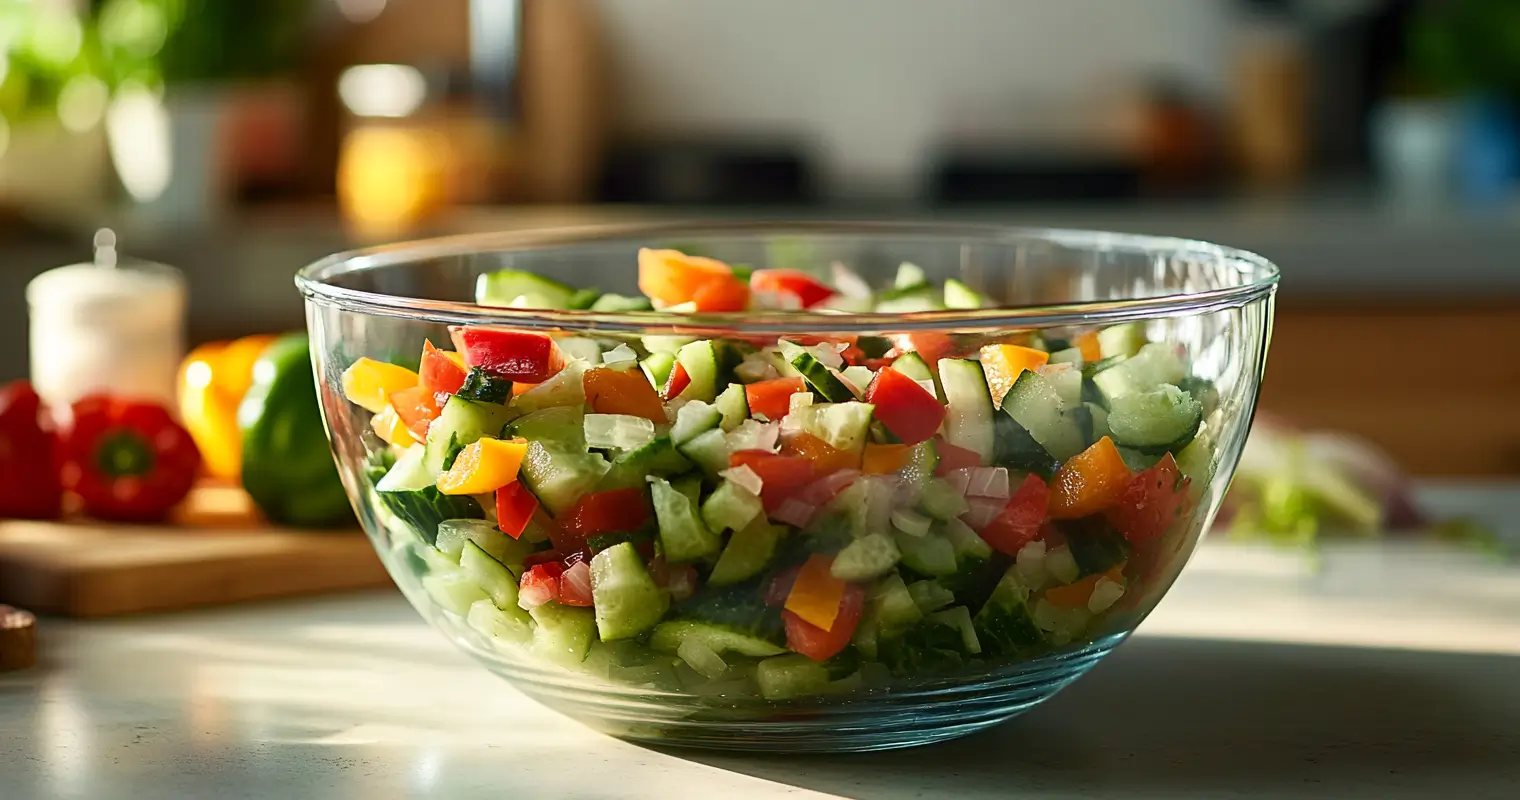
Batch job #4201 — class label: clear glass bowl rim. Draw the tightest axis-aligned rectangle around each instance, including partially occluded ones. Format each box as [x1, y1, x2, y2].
[295, 221, 1280, 335]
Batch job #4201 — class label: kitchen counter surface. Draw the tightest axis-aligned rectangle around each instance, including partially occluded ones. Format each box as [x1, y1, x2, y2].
[2, 483, 1519, 799]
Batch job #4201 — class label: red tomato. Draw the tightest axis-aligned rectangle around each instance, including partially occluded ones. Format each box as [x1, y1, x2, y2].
[663, 361, 691, 400]
[745, 376, 806, 421]
[419, 341, 468, 396]
[729, 450, 815, 510]
[889, 332, 957, 367]
[495, 481, 540, 539]
[978, 473, 1050, 555]
[449, 326, 566, 384]
[750, 269, 835, 308]
[553, 488, 650, 552]
[933, 438, 983, 476]
[518, 563, 564, 608]
[865, 367, 945, 445]
[1106, 453, 1189, 547]
[557, 561, 594, 607]
[783, 582, 866, 662]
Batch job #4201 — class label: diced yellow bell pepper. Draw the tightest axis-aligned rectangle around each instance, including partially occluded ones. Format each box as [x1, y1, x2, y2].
[436, 437, 529, 495]
[785, 554, 847, 631]
[980, 344, 1050, 407]
[369, 403, 413, 446]
[341, 358, 420, 413]
[861, 443, 912, 475]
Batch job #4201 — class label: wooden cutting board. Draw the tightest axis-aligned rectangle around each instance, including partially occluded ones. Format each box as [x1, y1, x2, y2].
[0, 484, 392, 618]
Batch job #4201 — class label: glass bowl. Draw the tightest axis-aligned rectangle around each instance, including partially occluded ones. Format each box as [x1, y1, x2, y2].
[297, 222, 1278, 752]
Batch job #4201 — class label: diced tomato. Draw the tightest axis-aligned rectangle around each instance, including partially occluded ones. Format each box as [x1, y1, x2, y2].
[584, 367, 667, 423]
[518, 563, 564, 608]
[978, 473, 1050, 555]
[1048, 436, 1132, 519]
[781, 431, 859, 475]
[638, 248, 737, 307]
[662, 361, 691, 400]
[557, 561, 594, 607]
[692, 275, 751, 312]
[419, 341, 468, 396]
[866, 367, 945, 445]
[729, 450, 815, 510]
[783, 582, 866, 662]
[745, 376, 806, 421]
[933, 438, 983, 476]
[495, 481, 540, 540]
[449, 326, 566, 383]
[387, 385, 443, 439]
[750, 269, 835, 308]
[553, 488, 650, 552]
[1106, 453, 1189, 547]
[889, 332, 957, 367]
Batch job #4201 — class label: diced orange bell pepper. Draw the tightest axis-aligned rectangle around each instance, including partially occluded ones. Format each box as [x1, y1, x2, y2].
[1044, 564, 1125, 608]
[369, 403, 412, 445]
[861, 443, 913, 474]
[1048, 436, 1132, 519]
[691, 274, 750, 312]
[980, 344, 1049, 407]
[341, 357, 421, 414]
[436, 437, 530, 495]
[1074, 331, 1102, 362]
[583, 367, 666, 423]
[637, 248, 739, 307]
[785, 554, 848, 631]
[781, 432, 860, 475]
[388, 385, 443, 440]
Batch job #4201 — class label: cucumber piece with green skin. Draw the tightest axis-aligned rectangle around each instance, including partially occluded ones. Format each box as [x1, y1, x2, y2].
[425, 395, 515, 474]
[1084, 402, 1111, 447]
[650, 620, 786, 658]
[1177, 375, 1220, 417]
[589, 541, 670, 641]
[1057, 516, 1132, 576]
[650, 477, 721, 562]
[1092, 342, 1186, 402]
[918, 478, 971, 521]
[1097, 322, 1148, 358]
[1048, 347, 1084, 366]
[939, 517, 993, 561]
[974, 568, 1044, 657]
[895, 262, 929, 290]
[793, 401, 876, 454]
[873, 574, 925, 629]
[702, 481, 765, 535]
[436, 518, 537, 573]
[756, 654, 832, 700]
[895, 532, 958, 577]
[568, 288, 602, 309]
[530, 602, 596, 665]
[1107, 385, 1203, 455]
[466, 598, 533, 645]
[509, 406, 585, 452]
[831, 532, 901, 581]
[371, 475, 483, 546]
[898, 439, 940, 491]
[992, 413, 1060, 476]
[929, 606, 982, 654]
[455, 367, 513, 404]
[709, 519, 784, 585]
[943, 279, 987, 309]
[908, 580, 956, 613]
[670, 401, 723, 446]
[557, 337, 604, 365]
[938, 358, 995, 465]
[589, 293, 652, 312]
[519, 443, 609, 514]
[460, 539, 520, 609]
[1042, 364, 1083, 407]
[239, 334, 353, 527]
[643, 335, 695, 355]
[1175, 415, 1217, 483]
[778, 341, 856, 402]
[674, 340, 722, 402]
[890, 352, 941, 400]
[641, 351, 676, 388]
[1002, 370, 1085, 461]
[598, 436, 692, 491]
[476, 269, 578, 308]
[423, 568, 489, 615]
[672, 474, 703, 508]
[713, 384, 749, 431]
[377, 444, 434, 492]
[678, 428, 731, 477]
[875, 290, 943, 313]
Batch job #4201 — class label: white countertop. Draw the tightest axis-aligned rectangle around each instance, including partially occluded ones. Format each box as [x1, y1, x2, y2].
[4, 484, 1519, 799]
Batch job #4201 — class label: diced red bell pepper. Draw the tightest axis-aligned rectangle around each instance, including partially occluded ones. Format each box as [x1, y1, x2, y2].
[557, 561, 594, 607]
[58, 395, 201, 522]
[978, 473, 1050, 555]
[552, 488, 650, 552]
[663, 361, 691, 400]
[1106, 453, 1190, 547]
[518, 563, 564, 609]
[449, 326, 566, 384]
[419, 340, 468, 397]
[745, 376, 805, 421]
[729, 450, 815, 510]
[750, 269, 835, 308]
[933, 438, 983, 476]
[388, 385, 444, 440]
[889, 332, 957, 368]
[495, 481, 540, 540]
[865, 366, 945, 445]
[783, 581, 866, 662]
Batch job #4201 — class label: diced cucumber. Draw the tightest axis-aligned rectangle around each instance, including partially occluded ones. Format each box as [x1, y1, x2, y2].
[513, 360, 588, 415]
[589, 541, 670, 640]
[1177, 375, 1220, 417]
[939, 517, 993, 561]
[895, 262, 928, 290]
[590, 293, 653, 312]
[643, 335, 695, 355]
[895, 532, 958, 577]
[1002, 370, 1085, 461]
[641, 351, 676, 388]
[584, 413, 656, 451]
[756, 654, 832, 700]
[678, 428, 731, 476]
[519, 442, 609, 514]
[890, 352, 936, 397]
[377, 444, 434, 492]
[974, 568, 1044, 657]
[558, 337, 604, 365]
[929, 606, 982, 654]
[509, 406, 586, 452]
[1097, 322, 1148, 358]
[672, 474, 703, 509]
[1175, 415, 1217, 482]
[1048, 347, 1084, 366]
[1045, 545, 1080, 584]
[650, 619, 786, 658]
[459, 540, 519, 609]
[899, 439, 940, 489]
[795, 401, 875, 454]
[455, 368, 513, 404]
[423, 395, 514, 473]
[670, 401, 723, 445]
[839, 365, 876, 397]
[938, 358, 994, 465]
[918, 477, 971, 520]
[1091, 342, 1185, 401]
[650, 477, 721, 562]
[944, 278, 987, 309]
[466, 598, 533, 645]
[599, 436, 692, 491]
[675, 340, 721, 402]
[873, 574, 924, 629]
[834, 476, 893, 540]
[423, 568, 489, 616]
[709, 518, 784, 585]
[907, 580, 956, 613]
[778, 341, 855, 402]
[831, 532, 902, 581]
[1041, 364, 1083, 407]
[713, 384, 749, 431]
[568, 289, 602, 310]
[1058, 516, 1132, 576]
[701, 481, 765, 534]
[530, 602, 596, 665]
[992, 414, 1060, 476]
[1084, 402, 1111, 446]
[1106, 385, 1203, 454]
[476, 269, 577, 309]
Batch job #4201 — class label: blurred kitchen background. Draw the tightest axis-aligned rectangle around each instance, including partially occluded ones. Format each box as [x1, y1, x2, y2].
[1, 0, 1517, 476]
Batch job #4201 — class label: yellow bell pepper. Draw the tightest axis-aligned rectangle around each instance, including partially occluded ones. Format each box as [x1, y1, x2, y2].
[436, 437, 529, 496]
[178, 335, 278, 481]
[979, 344, 1050, 407]
[341, 358, 421, 414]
[369, 403, 413, 446]
[785, 554, 847, 631]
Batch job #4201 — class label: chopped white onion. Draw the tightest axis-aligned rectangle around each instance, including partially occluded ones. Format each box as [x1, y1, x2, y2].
[891, 508, 932, 537]
[772, 498, 817, 528]
[601, 343, 639, 369]
[584, 413, 655, 450]
[677, 638, 728, 679]
[966, 467, 1011, 499]
[1087, 578, 1125, 613]
[839, 365, 875, 396]
[915, 379, 938, 397]
[809, 342, 846, 370]
[720, 465, 765, 496]
[735, 352, 780, 383]
[1015, 540, 1048, 591]
[962, 497, 1005, 531]
[788, 391, 815, 414]
[517, 579, 554, 610]
[726, 419, 780, 453]
[560, 561, 592, 603]
[801, 469, 860, 507]
[831, 261, 873, 299]
[945, 469, 973, 495]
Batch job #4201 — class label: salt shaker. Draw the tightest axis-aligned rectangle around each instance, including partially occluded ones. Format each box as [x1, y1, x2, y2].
[26, 230, 187, 413]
